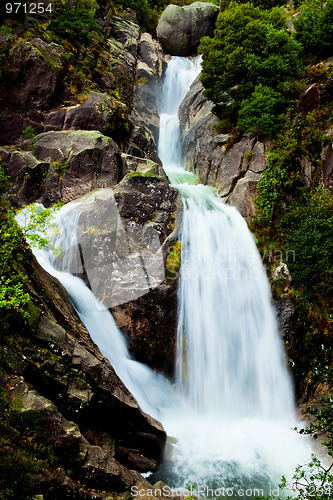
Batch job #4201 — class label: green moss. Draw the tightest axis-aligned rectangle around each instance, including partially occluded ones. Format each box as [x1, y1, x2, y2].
[26, 42, 62, 72]
[126, 170, 157, 179]
[244, 150, 254, 162]
[0, 35, 13, 81]
[165, 241, 181, 284]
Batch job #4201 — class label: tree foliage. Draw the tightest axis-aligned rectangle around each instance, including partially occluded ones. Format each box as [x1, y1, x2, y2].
[199, 2, 303, 134]
[238, 85, 285, 135]
[0, 166, 61, 319]
[283, 188, 333, 300]
[293, 0, 333, 60]
[48, 7, 101, 46]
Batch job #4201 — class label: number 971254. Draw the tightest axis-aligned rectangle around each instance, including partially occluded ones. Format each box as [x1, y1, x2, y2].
[5, 3, 53, 14]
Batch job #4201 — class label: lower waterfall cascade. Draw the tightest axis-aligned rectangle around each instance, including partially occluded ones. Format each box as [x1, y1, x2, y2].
[22, 56, 313, 497]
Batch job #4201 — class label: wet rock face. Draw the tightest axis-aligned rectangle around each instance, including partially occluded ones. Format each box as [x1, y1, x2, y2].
[178, 77, 267, 220]
[156, 2, 219, 56]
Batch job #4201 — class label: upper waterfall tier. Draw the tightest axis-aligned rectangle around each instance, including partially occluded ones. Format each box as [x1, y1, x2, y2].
[158, 57, 201, 173]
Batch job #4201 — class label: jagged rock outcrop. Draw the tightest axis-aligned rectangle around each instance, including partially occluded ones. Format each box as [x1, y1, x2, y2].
[298, 155, 315, 187]
[0, 36, 67, 144]
[286, 12, 300, 32]
[129, 32, 166, 157]
[2, 130, 122, 207]
[99, 16, 141, 105]
[321, 139, 333, 189]
[178, 77, 267, 220]
[156, 2, 219, 56]
[43, 92, 127, 135]
[0, 15, 165, 165]
[300, 83, 321, 119]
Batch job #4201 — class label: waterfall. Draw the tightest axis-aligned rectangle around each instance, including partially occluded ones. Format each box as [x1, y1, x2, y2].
[159, 58, 294, 418]
[20, 56, 312, 498]
[155, 56, 311, 492]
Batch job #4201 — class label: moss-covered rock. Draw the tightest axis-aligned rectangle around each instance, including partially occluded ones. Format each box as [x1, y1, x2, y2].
[0, 38, 67, 144]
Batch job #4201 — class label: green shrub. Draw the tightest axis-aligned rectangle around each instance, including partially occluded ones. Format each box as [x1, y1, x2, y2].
[294, 0, 333, 60]
[262, 454, 333, 500]
[22, 126, 36, 142]
[48, 7, 101, 46]
[199, 2, 302, 132]
[0, 165, 61, 318]
[238, 85, 285, 135]
[75, 0, 99, 15]
[252, 126, 299, 222]
[283, 187, 333, 300]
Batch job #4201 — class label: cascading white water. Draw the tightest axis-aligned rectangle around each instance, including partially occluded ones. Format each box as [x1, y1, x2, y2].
[159, 58, 294, 418]
[155, 56, 312, 493]
[20, 55, 313, 498]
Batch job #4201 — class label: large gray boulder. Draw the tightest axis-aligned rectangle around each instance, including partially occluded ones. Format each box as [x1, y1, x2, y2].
[156, 2, 219, 56]
[60, 169, 182, 376]
[6, 130, 122, 207]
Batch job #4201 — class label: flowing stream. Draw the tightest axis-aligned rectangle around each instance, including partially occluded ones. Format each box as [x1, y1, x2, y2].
[21, 56, 312, 498]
